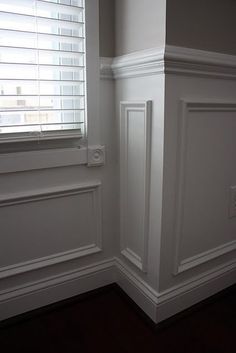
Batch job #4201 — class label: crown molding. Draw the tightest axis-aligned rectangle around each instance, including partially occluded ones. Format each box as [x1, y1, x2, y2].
[100, 46, 236, 80]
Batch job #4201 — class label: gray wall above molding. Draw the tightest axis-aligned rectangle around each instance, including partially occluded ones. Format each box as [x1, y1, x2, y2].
[166, 0, 236, 55]
[99, 0, 115, 57]
[115, 0, 166, 56]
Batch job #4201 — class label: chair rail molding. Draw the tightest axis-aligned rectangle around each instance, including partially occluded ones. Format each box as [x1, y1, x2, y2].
[100, 46, 236, 80]
[112, 47, 165, 79]
[100, 57, 114, 79]
[165, 45, 236, 80]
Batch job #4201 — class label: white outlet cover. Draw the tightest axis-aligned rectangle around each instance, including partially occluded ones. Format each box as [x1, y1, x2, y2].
[229, 186, 236, 218]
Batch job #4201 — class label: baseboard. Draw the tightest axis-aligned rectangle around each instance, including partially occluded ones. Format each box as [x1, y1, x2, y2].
[0, 259, 115, 321]
[1, 257, 235, 323]
[115, 257, 158, 322]
[156, 260, 236, 322]
[114, 257, 236, 323]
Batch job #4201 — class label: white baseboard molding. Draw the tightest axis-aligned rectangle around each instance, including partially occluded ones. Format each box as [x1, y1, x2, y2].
[115, 257, 158, 322]
[156, 260, 236, 322]
[0, 259, 115, 321]
[1, 257, 235, 323]
[115, 257, 236, 323]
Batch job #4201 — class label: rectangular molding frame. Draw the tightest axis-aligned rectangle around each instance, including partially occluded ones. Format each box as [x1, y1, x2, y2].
[120, 101, 152, 272]
[0, 181, 102, 280]
[173, 100, 236, 275]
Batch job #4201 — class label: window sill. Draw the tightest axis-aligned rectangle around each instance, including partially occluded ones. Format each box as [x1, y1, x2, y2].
[0, 147, 88, 174]
[0, 144, 106, 174]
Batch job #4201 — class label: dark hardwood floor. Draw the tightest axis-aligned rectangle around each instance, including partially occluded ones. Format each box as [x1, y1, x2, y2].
[0, 284, 235, 353]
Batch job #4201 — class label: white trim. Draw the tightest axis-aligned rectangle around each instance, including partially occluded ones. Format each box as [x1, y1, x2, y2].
[159, 260, 236, 304]
[0, 181, 102, 279]
[115, 257, 158, 322]
[165, 45, 236, 79]
[0, 144, 107, 174]
[1, 256, 235, 323]
[120, 101, 152, 272]
[112, 47, 165, 79]
[100, 46, 236, 80]
[173, 100, 236, 275]
[121, 248, 143, 271]
[0, 181, 101, 206]
[0, 259, 115, 321]
[0, 1, 100, 175]
[156, 259, 236, 322]
[178, 240, 236, 274]
[0, 147, 87, 174]
[85, 0, 101, 146]
[0, 245, 101, 281]
[100, 57, 114, 80]
[115, 256, 236, 323]
[87, 145, 106, 167]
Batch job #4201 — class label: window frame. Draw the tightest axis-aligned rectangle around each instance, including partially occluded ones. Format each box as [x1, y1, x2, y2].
[0, 0, 101, 172]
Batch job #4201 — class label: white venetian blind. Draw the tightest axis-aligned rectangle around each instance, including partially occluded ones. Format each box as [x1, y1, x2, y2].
[0, 0, 86, 142]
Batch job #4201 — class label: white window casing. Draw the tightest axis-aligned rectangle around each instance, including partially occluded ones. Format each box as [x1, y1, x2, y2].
[0, 0, 102, 171]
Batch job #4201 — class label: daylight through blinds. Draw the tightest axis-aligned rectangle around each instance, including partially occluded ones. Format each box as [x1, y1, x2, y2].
[0, 0, 86, 140]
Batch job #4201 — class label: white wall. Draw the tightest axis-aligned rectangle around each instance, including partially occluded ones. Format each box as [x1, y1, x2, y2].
[115, 0, 166, 56]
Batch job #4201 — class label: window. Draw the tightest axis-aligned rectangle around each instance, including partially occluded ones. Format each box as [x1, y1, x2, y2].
[0, 0, 90, 144]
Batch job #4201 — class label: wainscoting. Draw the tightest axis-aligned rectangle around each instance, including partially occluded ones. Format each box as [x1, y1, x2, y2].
[0, 46, 236, 324]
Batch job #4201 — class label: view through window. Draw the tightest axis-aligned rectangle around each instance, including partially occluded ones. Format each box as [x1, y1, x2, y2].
[0, 0, 86, 141]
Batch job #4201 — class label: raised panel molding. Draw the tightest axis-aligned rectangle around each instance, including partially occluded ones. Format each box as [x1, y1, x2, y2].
[0, 181, 102, 279]
[120, 101, 152, 272]
[173, 101, 236, 275]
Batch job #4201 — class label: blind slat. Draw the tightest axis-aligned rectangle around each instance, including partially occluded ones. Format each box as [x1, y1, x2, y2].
[0, 1, 84, 21]
[0, 122, 84, 128]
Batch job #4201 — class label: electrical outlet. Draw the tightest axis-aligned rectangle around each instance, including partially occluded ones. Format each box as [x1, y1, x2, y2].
[229, 186, 236, 218]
